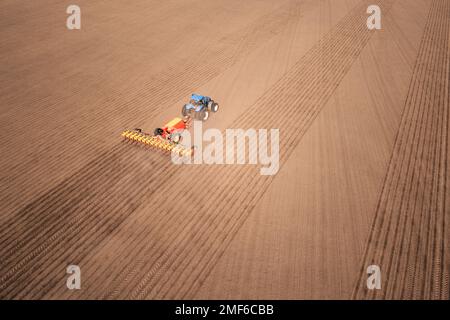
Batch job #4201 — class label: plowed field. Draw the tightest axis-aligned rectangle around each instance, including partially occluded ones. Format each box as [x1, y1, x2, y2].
[0, 0, 448, 299]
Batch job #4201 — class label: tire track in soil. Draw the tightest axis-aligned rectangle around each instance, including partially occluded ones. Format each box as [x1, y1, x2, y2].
[0, 144, 180, 298]
[48, 0, 396, 299]
[353, 0, 449, 300]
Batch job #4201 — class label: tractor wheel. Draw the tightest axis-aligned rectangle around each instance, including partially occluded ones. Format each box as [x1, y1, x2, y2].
[211, 103, 219, 113]
[182, 104, 189, 117]
[154, 128, 164, 136]
[200, 109, 209, 121]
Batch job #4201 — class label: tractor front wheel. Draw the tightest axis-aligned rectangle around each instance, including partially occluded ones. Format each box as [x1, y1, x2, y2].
[211, 103, 219, 112]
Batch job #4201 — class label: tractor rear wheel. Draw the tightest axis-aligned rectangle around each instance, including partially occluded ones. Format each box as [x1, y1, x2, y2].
[200, 110, 209, 121]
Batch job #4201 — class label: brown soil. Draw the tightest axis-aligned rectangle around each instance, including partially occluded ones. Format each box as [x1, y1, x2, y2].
[0, 0, 448, 299]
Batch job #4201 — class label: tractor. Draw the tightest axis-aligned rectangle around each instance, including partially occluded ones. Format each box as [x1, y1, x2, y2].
[181, 93, 219, 121]
[121, 93, 218, 156]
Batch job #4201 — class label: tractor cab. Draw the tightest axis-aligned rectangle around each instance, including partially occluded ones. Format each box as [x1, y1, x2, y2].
[190, 94, 205, 103]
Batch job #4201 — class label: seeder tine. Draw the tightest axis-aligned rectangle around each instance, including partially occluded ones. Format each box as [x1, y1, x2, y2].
[121, 129, 194, 157]
[121, 130, 131, 139]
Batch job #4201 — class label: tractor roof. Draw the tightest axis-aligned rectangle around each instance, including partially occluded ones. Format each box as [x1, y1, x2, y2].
[190, 93, 204, 102]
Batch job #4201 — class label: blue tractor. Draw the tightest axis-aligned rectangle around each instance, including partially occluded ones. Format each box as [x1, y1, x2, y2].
[182, 94, 219, 121]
